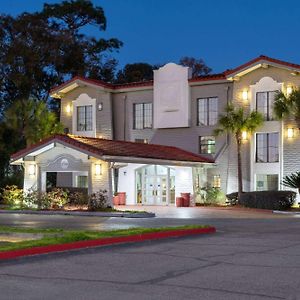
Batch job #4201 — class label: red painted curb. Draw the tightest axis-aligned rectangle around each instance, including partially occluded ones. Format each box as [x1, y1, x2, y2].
[0, 227, 216, 260]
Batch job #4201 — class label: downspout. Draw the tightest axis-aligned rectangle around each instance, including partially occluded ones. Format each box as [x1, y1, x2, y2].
[123, 95, 127, 141]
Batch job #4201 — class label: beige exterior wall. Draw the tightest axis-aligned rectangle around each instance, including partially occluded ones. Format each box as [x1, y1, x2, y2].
[55, 62, 300, 197]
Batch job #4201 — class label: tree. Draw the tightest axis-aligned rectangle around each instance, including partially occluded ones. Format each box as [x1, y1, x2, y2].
[115, 63, 154, 84]
[274, 89, 300, 128]
[179, 56, 212, 78]
[4, 100, 64, 147]
[0, 0, 122, 115]
[282, 172, 300, 193]
[214, 104, 264, 198]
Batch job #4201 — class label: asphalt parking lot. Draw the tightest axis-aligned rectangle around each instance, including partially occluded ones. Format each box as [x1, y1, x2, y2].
[0, 208, 300, 299]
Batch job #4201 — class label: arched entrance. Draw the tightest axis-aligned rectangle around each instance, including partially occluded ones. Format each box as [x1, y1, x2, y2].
[136, 165, 175, 205]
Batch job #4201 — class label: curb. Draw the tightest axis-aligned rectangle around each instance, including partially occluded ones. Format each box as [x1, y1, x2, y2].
[273, 210, 300, 215]
[0, 210, 155, 218]
[0, 227, 216, 261]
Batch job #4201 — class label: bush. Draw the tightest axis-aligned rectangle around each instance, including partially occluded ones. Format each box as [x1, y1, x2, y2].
[239, 191, 296, 210]
[226, 192, 239, 205]
[88, 189, 108, 211]
[68, 191, 88, 206]
[201, 187, 226, 205]
[1, 185, 24, 208]
[47, 188, 68, 209]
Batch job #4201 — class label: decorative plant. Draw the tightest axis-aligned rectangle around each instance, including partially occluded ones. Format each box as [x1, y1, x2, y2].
[201, 187, 226, 205]
[1, 185, 24, 208]
[88, 189, 108, 211]
[215, 103, 264, 199]
[282, 172, 300, 193]
[274, 89, 300, 128]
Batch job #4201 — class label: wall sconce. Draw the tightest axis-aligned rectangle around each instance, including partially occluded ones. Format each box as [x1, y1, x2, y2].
[95, 164, 102, 175]
[98, 102, 103, 111]
[28, 164, 36, 176]
[287, 86, 293, 96]
[66, 104, 71, 113]
[287, 128, 295, 139]
[242, 90, 248, 101]
[242, 131, 248, 141]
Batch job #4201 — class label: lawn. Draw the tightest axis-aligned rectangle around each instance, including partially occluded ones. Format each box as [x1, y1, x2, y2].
[0, 225, 209, 252]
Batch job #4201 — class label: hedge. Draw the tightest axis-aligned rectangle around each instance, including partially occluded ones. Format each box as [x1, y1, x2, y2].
[239, 191, 296, 210]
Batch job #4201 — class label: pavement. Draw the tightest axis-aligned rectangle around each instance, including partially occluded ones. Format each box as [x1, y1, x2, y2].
[0, 207, 300, 299]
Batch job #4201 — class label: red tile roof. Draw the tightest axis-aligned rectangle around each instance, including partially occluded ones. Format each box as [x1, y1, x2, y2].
[224, 55, 300, 76]
[11, 134, 214, 164]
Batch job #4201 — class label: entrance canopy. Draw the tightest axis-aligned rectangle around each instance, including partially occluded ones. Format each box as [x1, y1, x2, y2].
[11, 134, 214, 166]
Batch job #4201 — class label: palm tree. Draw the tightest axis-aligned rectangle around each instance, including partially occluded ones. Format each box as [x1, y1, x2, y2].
[274, 89, 300, 128]
[282, 172, 300, 194]
[214, 103, 264, 199]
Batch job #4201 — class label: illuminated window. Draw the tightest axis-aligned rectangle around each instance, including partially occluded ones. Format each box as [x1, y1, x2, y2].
[256, 174, 278, 191]
[197, 97, 218, 126]
[213, 175, 221, 188]
[199, 136, 216, 154]
[77, 105, 93, 131]
[133, 103, 152, 129]
[77, 176, 88, 188]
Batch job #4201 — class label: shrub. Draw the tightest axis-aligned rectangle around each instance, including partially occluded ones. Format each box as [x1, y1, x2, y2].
[239, 191, 296, 210]
[47, 188, 68, 209]
[68, 191, 88, 206]
[88, 189, 108, 211]
[1, 185, 24, 208]
[201, 187, 226, 205]
[226, 192, 239, 205]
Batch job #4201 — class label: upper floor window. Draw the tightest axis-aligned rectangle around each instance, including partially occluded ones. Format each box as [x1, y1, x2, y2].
[133, 103, 152, 129]
[256, 91, 276, 121]
[197, 97, 218, 126]
[256, 132, 279, 163]
[77, 105, 93, 131]
[199, 136, 216, 154]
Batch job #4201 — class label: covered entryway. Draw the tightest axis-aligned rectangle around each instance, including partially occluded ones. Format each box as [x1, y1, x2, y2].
[136, 165, 175, 205]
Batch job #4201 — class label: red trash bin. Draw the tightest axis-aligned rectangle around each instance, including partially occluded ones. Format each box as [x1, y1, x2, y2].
[181, 193, 191, 207]
[176, 197, 184, 207]
[113, 195, 119, 206]
[118, 192, 126, 205]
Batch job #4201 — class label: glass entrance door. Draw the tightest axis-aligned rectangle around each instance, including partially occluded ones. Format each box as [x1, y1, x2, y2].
[136, 165, 174, 205]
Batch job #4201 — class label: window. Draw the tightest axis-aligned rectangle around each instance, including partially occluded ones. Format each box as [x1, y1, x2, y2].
[77, 176, 88, 188]
[133, 103, 152, 129]
[256, 91, 276, 120]
[77, 105, 93, 131]
[135, 139, 149, 144]
[199, 136, 216, 154]
[256, 174, 278, 191]
[256, 133, 279, 163]
[213, 175, 221, 188]
[197, 97, 218, 126]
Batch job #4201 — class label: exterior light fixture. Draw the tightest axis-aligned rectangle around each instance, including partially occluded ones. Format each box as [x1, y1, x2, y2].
[287, 86, 293, 96]
[242, 90, 248, 101]
[287, 128, 295, 139]
[66, 104, 71, 113]
[95, 164, 102, 175]
[242, 131, 248, 141]
[98, 103, 103, 111]
[28, 164, 36, 176]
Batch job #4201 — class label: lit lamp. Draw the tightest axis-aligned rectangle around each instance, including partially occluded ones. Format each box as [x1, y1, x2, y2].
[66, 104, 71, 113]
[95, 164, 102, 175]
[242, 131, 248, 141]
[287, 86, 293, 96]
[28, 164, 36, 176]
[287, 128, 295, 139]
[242, 89, 248, 101]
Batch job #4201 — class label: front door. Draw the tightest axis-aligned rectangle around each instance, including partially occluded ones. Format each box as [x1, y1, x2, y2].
[143, 175, 168, 205]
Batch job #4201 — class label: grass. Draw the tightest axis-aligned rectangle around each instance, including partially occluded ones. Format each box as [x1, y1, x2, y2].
[0, 224, 209, 252]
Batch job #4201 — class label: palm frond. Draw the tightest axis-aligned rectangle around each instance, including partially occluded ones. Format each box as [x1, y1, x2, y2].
[282, 172, 300, 190]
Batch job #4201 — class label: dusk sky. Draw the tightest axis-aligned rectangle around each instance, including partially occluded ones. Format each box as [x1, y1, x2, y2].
[1, 0, 300, 73]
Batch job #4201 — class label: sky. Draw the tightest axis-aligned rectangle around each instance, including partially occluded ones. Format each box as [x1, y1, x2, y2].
[1, 0, 300, 73]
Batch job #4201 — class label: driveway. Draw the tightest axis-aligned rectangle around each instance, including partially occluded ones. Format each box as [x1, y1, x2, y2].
[0, 214, 300, 299]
